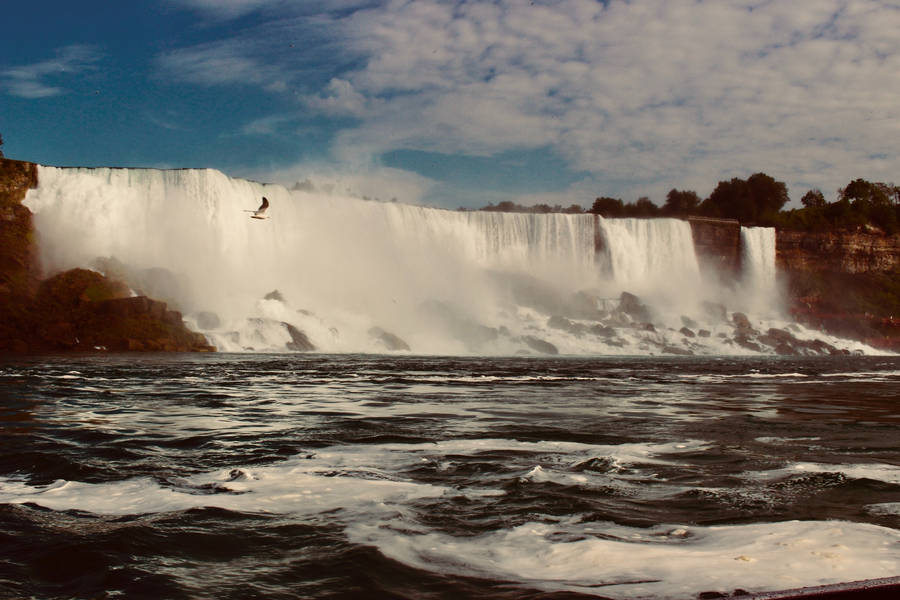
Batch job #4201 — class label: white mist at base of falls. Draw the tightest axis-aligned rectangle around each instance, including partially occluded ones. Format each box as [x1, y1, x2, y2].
[23, 166, 879, 355]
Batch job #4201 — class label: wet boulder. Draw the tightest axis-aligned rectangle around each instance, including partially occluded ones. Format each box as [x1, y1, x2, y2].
[681, 316, 699, 330]
[548, 315, 587, 336]
[731, 312, 755, 333]
[619, 291, 652, 323]
[589, 324, 616, 338]
[283, 322, 315, 351]
[368, 327, 410, 351]
[29, 269, 215, 352]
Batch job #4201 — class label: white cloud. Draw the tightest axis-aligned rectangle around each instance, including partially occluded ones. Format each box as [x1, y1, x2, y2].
[156, 41, 288, 91]
[240, 113, 297, 136]
[247, 161, 436, 206]
[160, 0, 900, 203]
[171, 0, 282, 19]
[170, 0, 373, 20]
[306, 0, 900, 201]
[305, 78, 372, 117]
[1, 45, 102, 99]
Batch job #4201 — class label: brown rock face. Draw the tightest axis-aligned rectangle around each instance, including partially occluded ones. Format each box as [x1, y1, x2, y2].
[25, 269, 215, 352]
[0, 157, 214, 353]
[777, 230, 900, 274]
[777, 229, 900, 348]
[687, 217, 741, 282]
[0, 158, 41, 350]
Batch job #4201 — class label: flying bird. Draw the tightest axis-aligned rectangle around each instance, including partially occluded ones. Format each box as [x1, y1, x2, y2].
[248, 197, 269, 219]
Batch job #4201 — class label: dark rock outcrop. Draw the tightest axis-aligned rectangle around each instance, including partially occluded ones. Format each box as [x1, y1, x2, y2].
[368, 327, 410, 351]
[688, 217, 741, 281]
[0, 157, 214, 353]
[22, 269, 214, 352]
[618, 291, 652, 323]
[547, 315, 587, 337]
[284, 322, 315, 351]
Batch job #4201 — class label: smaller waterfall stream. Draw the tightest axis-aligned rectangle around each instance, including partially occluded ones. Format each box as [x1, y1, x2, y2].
[740, 226, 779, 315]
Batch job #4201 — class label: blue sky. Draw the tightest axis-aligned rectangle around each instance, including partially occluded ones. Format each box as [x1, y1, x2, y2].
[2, 0, 900, 209]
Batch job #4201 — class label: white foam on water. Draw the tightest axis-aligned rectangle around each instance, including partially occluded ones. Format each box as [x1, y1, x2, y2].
[747, 462, 900, 485]
[0, 457, 448, 517]
[0, 438, 708, 517]
[2, 436, 898, 598]
[755, 437, 822, 445]
[867, 503, 900, 517]
[346, 518, 900, 599]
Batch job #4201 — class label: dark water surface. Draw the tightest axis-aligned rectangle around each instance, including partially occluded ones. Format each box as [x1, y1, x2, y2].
[1, 354, 898, 599]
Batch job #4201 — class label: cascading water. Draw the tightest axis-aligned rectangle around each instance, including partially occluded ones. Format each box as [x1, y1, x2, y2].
[595, 216, 703, 312]
[23, 166, 876, 355]
[740, 226, 779, 315]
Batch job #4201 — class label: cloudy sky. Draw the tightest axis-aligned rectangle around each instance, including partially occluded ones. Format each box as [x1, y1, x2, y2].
[2, 0, 899, 208]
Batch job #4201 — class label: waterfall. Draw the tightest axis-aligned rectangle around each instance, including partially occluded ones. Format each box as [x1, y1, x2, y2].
[23, 166, 600, 353]
[23, 165, 866, 355]
[596, 217, 701, 292]
[740, 226, 778, 315]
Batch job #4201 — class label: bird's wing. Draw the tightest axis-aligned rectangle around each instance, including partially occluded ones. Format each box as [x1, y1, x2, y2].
[258, 197, 269, 213]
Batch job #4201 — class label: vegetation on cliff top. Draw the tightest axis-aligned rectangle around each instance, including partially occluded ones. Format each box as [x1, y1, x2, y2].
[478, 172, 900, 235]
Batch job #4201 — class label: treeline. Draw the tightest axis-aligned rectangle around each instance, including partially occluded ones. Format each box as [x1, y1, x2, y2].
[476, 172, 900, 234]
[479, 201, 586, 214]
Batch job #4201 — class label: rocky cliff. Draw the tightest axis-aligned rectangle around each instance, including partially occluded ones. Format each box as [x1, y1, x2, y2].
[685, 217, 899, 350]
[777, 230, 900, 350]
[777, 229, 900, 274]
[687, 216, 741, 282]
[0, 157, 215, 353]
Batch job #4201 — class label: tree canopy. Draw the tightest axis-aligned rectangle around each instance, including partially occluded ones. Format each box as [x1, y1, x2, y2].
[700, 173, 789, 225]
[662, 189, 700, 216]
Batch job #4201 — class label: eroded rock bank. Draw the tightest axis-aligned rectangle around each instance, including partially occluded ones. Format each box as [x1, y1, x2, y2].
[0, 158, 214, 353]
[688, 217, 900, 351]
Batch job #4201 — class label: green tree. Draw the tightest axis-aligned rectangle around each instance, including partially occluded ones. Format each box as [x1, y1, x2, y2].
[839, 178, 899, 234]
[800, 189, 826, 209]
[628, 196, 659, 217]
[590, 196, 624, 217]
[702, 172, 788, 224]
[662, 189, 700, 216]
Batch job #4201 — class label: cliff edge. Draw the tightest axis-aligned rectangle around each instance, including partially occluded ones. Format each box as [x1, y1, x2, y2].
[0, 157, 215, 353]
[776, 230, 900, 350]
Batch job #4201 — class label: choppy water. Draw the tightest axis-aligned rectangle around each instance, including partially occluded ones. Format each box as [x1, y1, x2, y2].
[1, 354, 899, 599]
